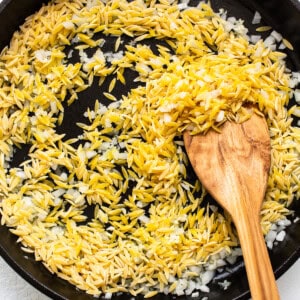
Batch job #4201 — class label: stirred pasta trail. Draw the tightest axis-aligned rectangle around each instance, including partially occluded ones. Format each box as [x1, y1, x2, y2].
[0, 0, 299, 297]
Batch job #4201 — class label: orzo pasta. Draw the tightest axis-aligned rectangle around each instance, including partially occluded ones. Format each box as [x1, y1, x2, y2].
[0, 0, 299, 297]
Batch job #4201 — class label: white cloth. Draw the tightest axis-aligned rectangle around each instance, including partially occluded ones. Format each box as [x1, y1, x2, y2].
[0, 257, 50, 300]
[0, 0, 299, 299]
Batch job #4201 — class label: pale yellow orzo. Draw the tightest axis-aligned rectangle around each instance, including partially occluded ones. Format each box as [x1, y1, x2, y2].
[0, 0, 299, 297]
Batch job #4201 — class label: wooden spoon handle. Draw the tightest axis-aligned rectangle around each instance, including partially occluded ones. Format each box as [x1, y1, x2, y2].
[234, 212, 280, 300]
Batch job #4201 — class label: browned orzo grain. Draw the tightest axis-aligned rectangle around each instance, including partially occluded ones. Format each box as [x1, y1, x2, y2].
[0, 0, 300, 297]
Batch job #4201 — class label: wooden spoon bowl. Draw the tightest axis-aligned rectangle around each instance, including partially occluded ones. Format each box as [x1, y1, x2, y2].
[184, 113, 280, 300]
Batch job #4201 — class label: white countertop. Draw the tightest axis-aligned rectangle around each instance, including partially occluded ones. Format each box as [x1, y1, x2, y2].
[0, 0, 299, 299]
[0, 255, 299, 299]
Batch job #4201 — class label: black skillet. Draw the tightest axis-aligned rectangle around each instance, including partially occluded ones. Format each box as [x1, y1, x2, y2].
[0, 0, 300, 299]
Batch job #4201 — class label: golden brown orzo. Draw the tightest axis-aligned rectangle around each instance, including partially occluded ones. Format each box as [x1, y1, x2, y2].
[0, 0, 300, 297]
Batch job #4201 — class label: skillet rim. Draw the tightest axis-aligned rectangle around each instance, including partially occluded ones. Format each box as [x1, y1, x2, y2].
[0, 1, 299, 299]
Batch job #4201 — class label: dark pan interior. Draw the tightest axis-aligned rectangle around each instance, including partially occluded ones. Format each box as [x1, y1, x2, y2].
[0, 0, 300, 299]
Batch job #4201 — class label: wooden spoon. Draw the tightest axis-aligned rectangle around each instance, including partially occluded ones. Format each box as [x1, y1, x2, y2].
[184, 112, 280, 300]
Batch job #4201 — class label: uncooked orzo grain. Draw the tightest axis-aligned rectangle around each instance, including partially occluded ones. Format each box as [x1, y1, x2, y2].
[0, 0, 300, 297]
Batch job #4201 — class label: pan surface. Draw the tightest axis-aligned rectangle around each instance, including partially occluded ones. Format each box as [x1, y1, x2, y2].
[0, 1, 299, 300]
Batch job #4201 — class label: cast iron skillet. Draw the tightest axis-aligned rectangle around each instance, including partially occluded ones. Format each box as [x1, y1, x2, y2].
[0, 0, 300, 299]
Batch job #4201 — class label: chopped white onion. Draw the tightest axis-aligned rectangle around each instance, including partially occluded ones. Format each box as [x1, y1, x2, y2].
[252, 11, 261, 24]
